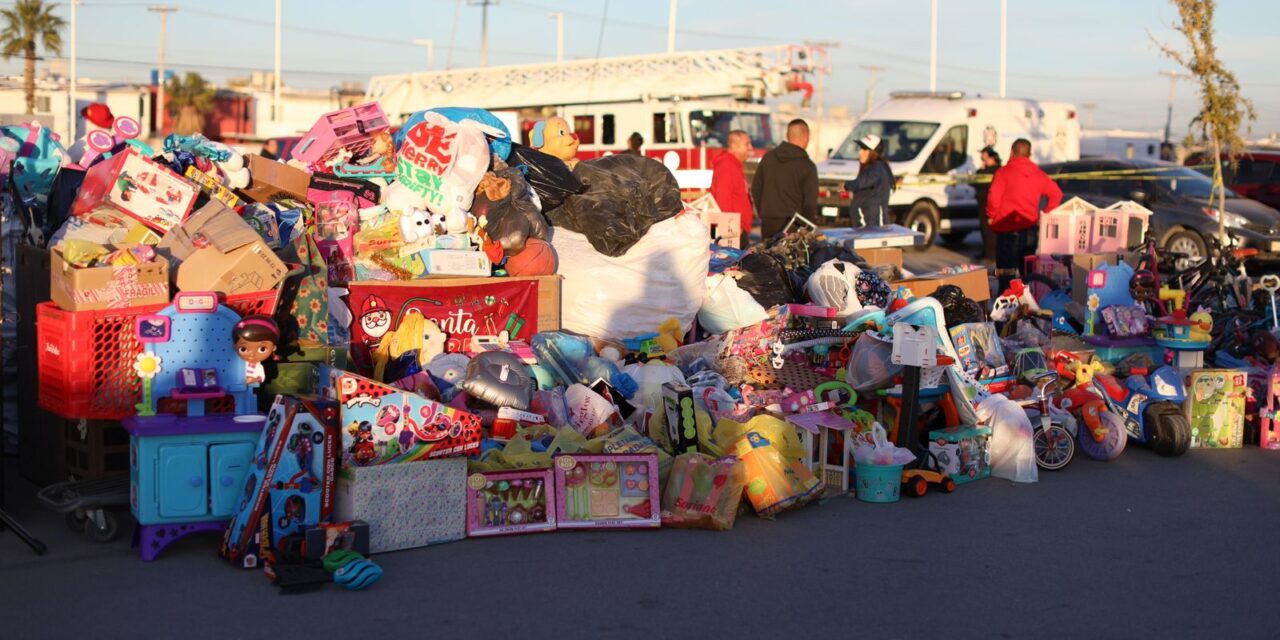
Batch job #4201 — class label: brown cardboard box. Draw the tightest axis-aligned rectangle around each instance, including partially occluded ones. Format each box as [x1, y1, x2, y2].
[176, 239, 288, 295]
[50, 245, 170, 311]
[857, 247, 903, 270]
[895, 267, 991, 302]
[157, 200, 260, 269]
[241, 154, 311, 203]
[1071, 252, 1139, 307]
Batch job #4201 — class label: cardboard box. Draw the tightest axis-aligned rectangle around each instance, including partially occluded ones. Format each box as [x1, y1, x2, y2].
[49, 245, 169, 311]
[335, 458, 467, 553]
[425, 249, 492, 276]
[158, 200, 261, 268]
[184, 165, 245, 209]
[1071, 252, 1139, 307]
[177, 239, 288, 296]
[927, 425, 992, 484]
[335, 371, 482, 466]
[71, 147, 197, 233]
[1186, 369, 1248, 449]
[857, 247, 903, 270]
[241, 154, 311, 203]
[895, 267, 991, 302]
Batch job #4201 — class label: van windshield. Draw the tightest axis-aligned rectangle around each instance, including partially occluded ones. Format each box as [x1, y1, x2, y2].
[689, 111, 773, 149]
[833, 120, 940, 162]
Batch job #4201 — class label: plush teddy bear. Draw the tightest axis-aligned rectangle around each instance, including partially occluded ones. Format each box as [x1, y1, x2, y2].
[530, 116, 580, 168]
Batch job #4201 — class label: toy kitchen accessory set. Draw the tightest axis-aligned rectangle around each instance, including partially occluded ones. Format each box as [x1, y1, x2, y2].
[12, 99, 1278, 587]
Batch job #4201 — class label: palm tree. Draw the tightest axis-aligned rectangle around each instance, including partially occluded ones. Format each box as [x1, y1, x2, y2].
[166, 72, 216, 136]
[0, 0, 65, 115]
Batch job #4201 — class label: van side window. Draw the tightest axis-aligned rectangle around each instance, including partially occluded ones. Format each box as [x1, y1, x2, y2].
[573, 115, 595, 145]
[602, 114, 615, 145]
[922, 125, 968, 173]
[653, 112, 680, 144]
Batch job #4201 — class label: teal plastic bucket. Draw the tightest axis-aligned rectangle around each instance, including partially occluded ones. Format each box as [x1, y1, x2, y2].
[855, 463, 904, 503]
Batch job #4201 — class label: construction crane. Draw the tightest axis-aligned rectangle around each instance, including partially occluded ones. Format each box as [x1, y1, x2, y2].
[366, 45, 830, 122]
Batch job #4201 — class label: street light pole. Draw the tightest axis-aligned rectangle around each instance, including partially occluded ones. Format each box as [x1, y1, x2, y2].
[274, 0, 282, 122]
[667, 0, 677, 53]
[1081, 102, 1097, 129]
[468, 0, 496, 67]
[68, 0, 78, 140]
[548, 12, 563, 63]
[859, 65, 884, 113]
[1159, 71, 1188, 144]
[147, 5, 176, 136]
[999, 0, 1007, 97]
[414, 39, 435, 69]
[929, 0, 938, 92]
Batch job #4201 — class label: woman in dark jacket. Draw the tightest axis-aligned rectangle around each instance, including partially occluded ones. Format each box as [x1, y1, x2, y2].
[843, 134, 894, 227]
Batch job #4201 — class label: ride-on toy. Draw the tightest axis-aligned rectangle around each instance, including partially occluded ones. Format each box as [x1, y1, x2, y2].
[1091, 364, 1191, 457]
[891, 324, 957, 498]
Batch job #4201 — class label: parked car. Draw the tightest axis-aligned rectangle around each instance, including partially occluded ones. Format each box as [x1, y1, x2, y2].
[1184, 148, 1280, 211]
[1041, 158, 1280, 260]
[259, 136, 302, 161]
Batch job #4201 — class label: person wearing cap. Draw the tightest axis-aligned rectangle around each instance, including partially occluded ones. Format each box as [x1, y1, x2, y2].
[842, 133, 895, 227]
[987, 138, 1062, 292]
[750, 118, 818, 239]
[975, 146, 1002, 261]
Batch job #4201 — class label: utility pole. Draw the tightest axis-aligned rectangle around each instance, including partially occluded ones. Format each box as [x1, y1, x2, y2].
[414, 39, 435, 69]
[68, 0, 79, 140]
[547, 12, 563, 63]
[468, 0, 497, 67]
[1159, 71, 1189, 143]
[274, 0, 282, 122]
[999, 0, 1007, 97]
[859, 65, 884, 113]
[1081, 102, 1097, 129]
[929, 0, 938, 92]
[147, 5, 176, 136]
[667, 0, 678, 53]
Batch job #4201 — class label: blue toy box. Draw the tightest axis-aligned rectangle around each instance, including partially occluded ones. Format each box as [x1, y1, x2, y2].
[927, 425, 992, 484]
[220, 395, 339, 568]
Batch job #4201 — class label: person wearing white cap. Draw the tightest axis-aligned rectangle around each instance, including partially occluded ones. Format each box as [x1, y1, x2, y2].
[842, 133, 895, 228]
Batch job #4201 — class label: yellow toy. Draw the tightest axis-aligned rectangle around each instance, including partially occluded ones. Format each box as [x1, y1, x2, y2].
[530, 117, 580, 168]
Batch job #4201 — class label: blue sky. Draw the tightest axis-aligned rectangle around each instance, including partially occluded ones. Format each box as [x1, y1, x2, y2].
[6, 0, 1278, 136]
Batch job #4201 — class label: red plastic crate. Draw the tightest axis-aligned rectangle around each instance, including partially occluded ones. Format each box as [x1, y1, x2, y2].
[37, 290, 280, 420]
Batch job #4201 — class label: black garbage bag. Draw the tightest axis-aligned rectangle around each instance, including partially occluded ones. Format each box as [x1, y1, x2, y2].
[931, 284, 985, 327]
[473, 168, 549, 255]
[808, 242, 859, 271]
[548, 154, 682, 257]
[506, 143, 585, 213]
[736, 251, 802, 309]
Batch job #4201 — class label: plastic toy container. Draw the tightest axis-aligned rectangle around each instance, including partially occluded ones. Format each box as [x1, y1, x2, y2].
[37, 289, 279, 420]
[854, 463, 904, 503]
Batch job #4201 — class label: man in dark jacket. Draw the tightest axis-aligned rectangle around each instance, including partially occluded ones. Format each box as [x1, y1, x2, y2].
[987, 138, 1062, 292]
[974, 146, 1002, 261]
[751, 119, 818, 239]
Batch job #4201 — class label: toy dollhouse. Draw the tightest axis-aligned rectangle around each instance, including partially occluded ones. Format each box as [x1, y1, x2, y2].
[1038, 197, 1151, 255]
[291, 102, 389, 169]
[122, 292, 269, 561]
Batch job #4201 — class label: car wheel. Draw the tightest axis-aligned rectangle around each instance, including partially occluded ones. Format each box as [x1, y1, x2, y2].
[900, 201, 940, 250]
[1163, 229, 1207, 262]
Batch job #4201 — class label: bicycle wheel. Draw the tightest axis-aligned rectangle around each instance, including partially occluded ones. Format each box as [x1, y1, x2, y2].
[1077, 411, 1127, 461]
[1033, 424, 1075, 471]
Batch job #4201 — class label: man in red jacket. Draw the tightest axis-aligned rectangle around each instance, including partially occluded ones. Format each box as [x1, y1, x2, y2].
[987, 138, 1062, 292]
[710, 129, 754, 247]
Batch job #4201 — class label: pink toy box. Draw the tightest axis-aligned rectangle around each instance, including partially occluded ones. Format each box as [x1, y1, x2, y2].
[291, 102, 389, 170]
[71, 146, 198, 234]
[1038, 197, 1151, 256]
[553, 453, 661, 529]
[466, 469, 557, 537]
[335, 371, 482, 467]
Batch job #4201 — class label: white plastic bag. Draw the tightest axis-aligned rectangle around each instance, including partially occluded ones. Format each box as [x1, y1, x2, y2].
[699, 273, 768, 334]
[806, 259, 863, 318]
[563, 384, 619, 435]
[975, 394, 1039, 483]
[553, 213, 709, 340]
[851, 422, 916, 466]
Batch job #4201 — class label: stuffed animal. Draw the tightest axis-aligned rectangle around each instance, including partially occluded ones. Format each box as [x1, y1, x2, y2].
[530, 116, 579, 168]
[399, 207, 436, 244]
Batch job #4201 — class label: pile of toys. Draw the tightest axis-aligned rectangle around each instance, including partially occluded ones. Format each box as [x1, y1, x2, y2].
[12, 100, 1279, 591]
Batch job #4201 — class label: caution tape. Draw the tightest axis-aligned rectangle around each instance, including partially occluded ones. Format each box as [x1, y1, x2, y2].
[880, 163, 1224, 188]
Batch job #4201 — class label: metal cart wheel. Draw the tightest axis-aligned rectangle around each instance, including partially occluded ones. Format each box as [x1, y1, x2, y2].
[83, 510, 121, 543]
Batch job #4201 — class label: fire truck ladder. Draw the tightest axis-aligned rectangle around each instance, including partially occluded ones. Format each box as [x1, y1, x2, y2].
[365, 45, 829, 122]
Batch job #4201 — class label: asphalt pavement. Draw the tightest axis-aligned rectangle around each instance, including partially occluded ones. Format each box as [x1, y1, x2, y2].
[3, 238, 1276, 639]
